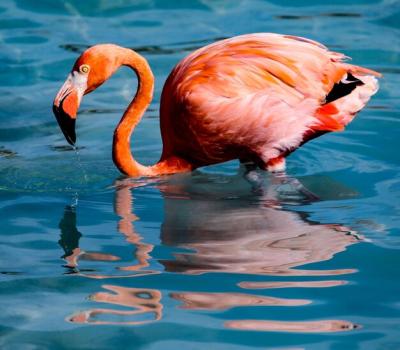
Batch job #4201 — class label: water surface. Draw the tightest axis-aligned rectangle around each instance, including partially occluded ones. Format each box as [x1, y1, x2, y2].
[1, 0, 400, 349]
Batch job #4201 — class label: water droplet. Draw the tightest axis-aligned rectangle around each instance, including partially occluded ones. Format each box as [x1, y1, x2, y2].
[73, 145, 89, 183]
[71, 192, 79, 207]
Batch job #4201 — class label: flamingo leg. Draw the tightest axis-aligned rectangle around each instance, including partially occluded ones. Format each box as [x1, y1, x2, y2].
[242, 162, 320, 202]
[270, 173, 320, 202]
[266, 156, 286, 173]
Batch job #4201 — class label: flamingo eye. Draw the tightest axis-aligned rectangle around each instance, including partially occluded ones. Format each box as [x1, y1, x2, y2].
[79, 64, 90, 74]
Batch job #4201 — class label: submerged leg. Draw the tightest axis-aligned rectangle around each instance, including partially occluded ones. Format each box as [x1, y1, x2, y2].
[270, 172, 320, 201]
[239, 159, 265, 186]
[265, 157, 319, 200]
[240, 155, 318, 201]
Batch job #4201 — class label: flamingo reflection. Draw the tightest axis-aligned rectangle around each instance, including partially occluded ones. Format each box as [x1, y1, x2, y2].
[59, 171, 363, 331]
[68, 285, 162, 325]
[58, 191, 160, 325]
[159, 172, 360, 277]
[113, 182, 154, 272]
[58, 205, 120, 270]
[58, 191, 157, 278]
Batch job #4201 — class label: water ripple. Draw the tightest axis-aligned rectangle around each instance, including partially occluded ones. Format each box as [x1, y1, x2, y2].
[1, 0, 399, 348]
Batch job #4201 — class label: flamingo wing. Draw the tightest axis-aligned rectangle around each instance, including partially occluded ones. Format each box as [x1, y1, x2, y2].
[163, 33, 380, 166]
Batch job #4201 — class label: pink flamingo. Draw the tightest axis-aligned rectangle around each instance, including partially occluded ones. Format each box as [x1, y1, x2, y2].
[53, 33, 380, 177]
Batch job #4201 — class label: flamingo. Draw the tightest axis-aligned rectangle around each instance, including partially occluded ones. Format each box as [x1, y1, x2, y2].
[53, 33, 380, 177]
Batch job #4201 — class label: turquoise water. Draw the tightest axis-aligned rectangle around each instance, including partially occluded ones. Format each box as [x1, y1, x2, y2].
[1, 0, 400, 348]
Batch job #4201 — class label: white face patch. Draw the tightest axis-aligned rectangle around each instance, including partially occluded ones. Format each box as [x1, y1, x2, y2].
[54, 71, 88, 108]
[70, 71, 88, 104]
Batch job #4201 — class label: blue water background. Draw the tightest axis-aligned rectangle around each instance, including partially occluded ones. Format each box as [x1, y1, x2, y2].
[1, 0, 400, 349]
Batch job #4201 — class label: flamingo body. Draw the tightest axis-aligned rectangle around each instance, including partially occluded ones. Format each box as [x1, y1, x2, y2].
[160, 33, 379, 170]
[53, 33, 380, 176]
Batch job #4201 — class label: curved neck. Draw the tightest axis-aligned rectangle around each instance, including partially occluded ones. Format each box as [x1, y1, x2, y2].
[112, 49, 193, 177]
[112, 49, 154, 176]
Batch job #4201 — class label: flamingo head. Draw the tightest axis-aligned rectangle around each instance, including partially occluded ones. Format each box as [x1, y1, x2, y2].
[53, 44, 121, 145]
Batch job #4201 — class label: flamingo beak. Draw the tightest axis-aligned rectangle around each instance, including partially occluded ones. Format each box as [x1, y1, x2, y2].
[53, 72, 86, 145]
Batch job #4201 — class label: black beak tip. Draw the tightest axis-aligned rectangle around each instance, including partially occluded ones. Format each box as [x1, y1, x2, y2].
[53, 104, 76, 146]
